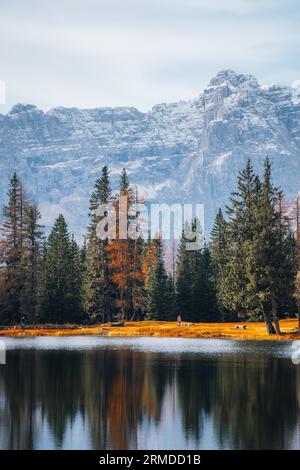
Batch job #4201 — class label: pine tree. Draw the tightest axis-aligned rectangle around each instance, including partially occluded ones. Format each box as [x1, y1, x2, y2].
[252, 159, 296, 334]
[131, 236, 145, 320]
[175, 222, 194, 321]
[38, 215, 83, 323]
[20, 204, 44, 322]
[145, 238, 169, 320]
[69, 235, 84, 318]
[191, 245, 219, 322]
[217, 158, 296, 334]
[120, 167, 131, 194]
[83, 228, 106, 323]
[1, 173, 25, 323]
[221, 160, 260, 320]
[210, 208, 227, 269]
[226, 159, 259, 241]
[210, 209, 229, 318]
[176, 218, 219, 323]
[80, 237, 87, 265]
[140, 235, 158, 319]
[165, 273, 176, 321]
[88, 165, 112, 226]
[83, 166, 113, 323]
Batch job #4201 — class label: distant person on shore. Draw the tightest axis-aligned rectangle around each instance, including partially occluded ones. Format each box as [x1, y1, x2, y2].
[177, 315, 182, 326]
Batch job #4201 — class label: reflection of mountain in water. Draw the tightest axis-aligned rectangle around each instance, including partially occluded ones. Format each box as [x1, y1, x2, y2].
[0, 344, 299, 449]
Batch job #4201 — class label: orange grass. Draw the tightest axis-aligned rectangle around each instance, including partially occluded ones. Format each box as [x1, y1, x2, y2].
[0, 318, 299, 340]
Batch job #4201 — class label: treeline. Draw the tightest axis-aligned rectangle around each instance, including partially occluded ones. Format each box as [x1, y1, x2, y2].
[0, 168, 198, 324]
[0, 159, 299, 333]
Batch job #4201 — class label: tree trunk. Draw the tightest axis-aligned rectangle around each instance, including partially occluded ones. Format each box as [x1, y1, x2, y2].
[265, 320, 276, 335]
[273, 318, 281, 335]
[130, 311, 137, 321]
[263, 303, 276, 335]
[271, 294, 281, 335]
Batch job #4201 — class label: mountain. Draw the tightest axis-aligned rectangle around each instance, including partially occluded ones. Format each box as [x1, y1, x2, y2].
[0, 69, 300, 239]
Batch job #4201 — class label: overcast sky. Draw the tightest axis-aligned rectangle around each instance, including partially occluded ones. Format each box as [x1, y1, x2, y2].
[0, 0, 299, 113]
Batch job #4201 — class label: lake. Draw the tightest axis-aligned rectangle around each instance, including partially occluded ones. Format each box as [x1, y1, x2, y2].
[0, 337, 299, 450]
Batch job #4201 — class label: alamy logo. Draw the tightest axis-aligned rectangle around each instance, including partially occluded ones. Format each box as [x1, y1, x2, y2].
[95, 198, 204, 251]
[0, 340, 6, 365]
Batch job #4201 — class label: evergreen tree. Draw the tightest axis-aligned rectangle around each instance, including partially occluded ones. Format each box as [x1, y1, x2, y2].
[1, 173, 25, 323]
[120, 167, 130, 194]
[88, 165, 111, 225]
[221, 160, 260, 320]
[0, 174, 44, 324]
[145, 239, 169, 320]
[227, 160, 259, 240]
[175, 223, 194, 321]
[175, 219, 205, 321]
[69, 235, 84, 316]
[20, 204, 44, 322]
[251, 159, 296, 334]
[218, 158, 296, 334]
[80, 237, 87, 265]
[83, 166, 113, 323]
[131, 237, 145, 320]
[210, 209, 229, 318]
[210, 208, 227, 271]
[191, 245, 219, 322]
[176, 218, 219, 323]
[165, 273, 176, 321]
[84, 229, 107, 323]
[38, 215, 83, 323]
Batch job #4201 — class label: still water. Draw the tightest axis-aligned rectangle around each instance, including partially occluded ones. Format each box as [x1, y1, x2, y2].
[0, 337, 299, 450]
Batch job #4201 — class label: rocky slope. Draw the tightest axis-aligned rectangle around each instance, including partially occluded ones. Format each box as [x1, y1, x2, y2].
[0, 69, 299, 239]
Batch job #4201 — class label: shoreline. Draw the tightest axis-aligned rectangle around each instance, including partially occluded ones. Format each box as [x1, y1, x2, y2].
[0, 319, 299, 341]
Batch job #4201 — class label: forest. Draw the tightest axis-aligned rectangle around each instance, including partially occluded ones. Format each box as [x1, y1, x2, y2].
[0, 158, 299, 335]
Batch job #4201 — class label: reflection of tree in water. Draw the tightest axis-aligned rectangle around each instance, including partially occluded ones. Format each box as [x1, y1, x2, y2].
[142, 354, 173, 425]
[176, 353, 300, 449]
[0, 350, 38, 449]
[175, 356, 217, 442]
[211, 355, 300, 449]
[0, 349, 172, 449]
[99, 352, 172, 449]
[0, 348, 300, 449]
[37, 351, 87, 446]
[0, 350, 88, 449]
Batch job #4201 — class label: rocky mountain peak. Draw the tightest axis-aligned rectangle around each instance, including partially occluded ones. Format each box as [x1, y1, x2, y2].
[208, 69, 257, 89]
[0, 70, 299, 240]
[8, 103, 40, 115]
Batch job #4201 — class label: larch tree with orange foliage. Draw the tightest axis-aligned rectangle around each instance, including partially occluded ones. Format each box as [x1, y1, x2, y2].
[107, 169, 145, 321]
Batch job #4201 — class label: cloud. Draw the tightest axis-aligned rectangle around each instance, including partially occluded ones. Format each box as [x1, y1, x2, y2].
[0, 0, 299, 113]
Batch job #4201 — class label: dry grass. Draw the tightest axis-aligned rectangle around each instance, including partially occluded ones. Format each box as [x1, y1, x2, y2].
[0, 318, 299, 340]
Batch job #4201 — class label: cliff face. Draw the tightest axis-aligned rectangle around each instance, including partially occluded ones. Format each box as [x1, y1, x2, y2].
[1, 70, 300, 238]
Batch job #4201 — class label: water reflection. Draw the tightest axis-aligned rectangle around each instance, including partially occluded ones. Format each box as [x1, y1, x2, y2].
[0, 341, 299, 449]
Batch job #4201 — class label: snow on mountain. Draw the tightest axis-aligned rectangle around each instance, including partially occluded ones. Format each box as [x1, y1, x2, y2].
[0, 69, 300, 239]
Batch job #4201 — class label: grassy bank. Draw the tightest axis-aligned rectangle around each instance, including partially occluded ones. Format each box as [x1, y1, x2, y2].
[0, 319, 299, 340]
